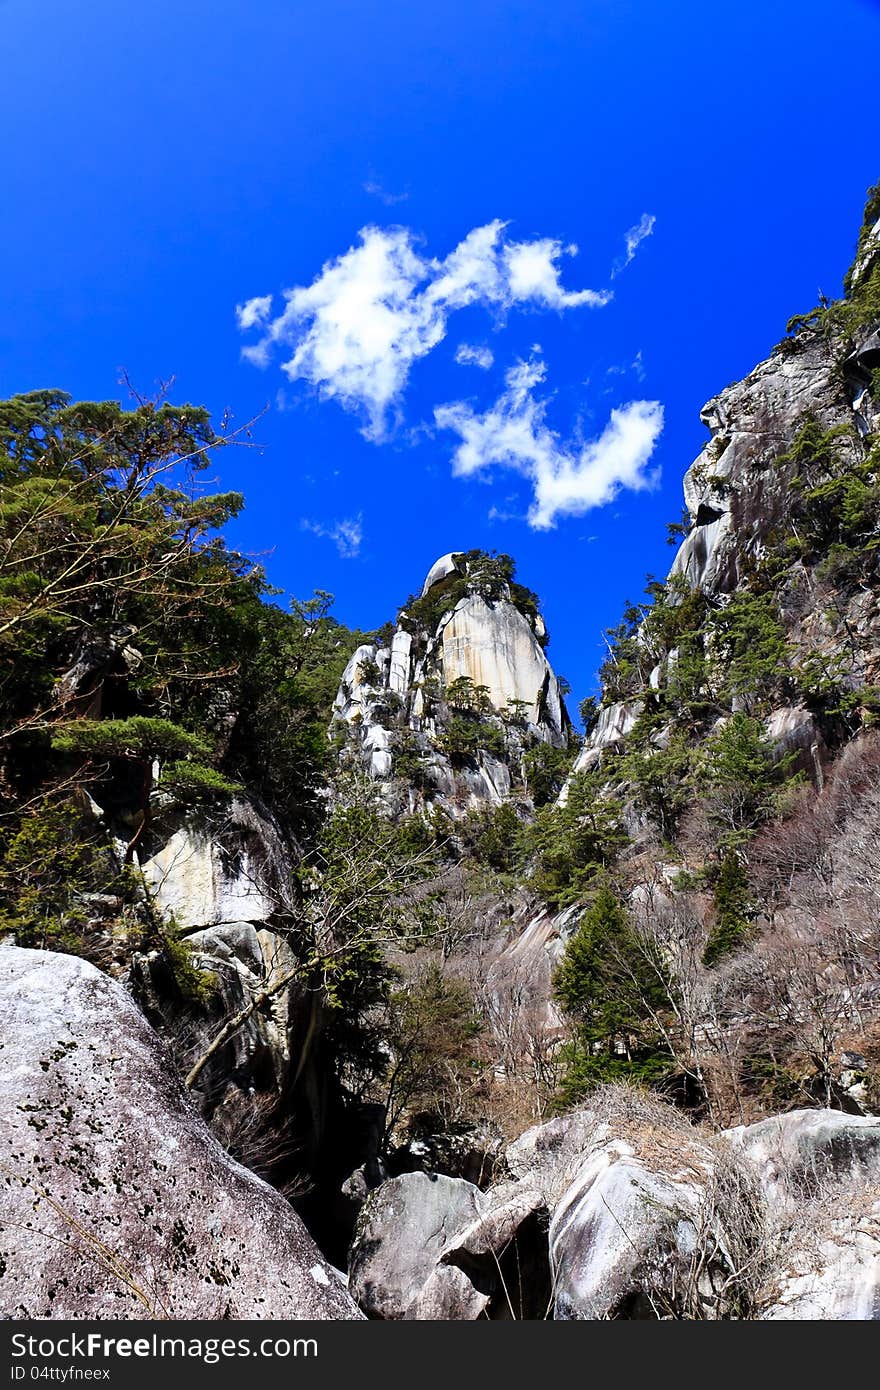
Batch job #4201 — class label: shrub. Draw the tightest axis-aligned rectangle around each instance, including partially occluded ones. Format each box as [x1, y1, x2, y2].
[703, 852, 753, 967]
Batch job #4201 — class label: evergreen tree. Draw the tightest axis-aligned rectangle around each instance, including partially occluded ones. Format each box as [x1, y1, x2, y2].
[553, 885, 670, 1101]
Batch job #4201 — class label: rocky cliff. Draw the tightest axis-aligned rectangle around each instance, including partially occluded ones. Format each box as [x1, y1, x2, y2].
[2, 187, 879, 1323]
[331, 549, 571, 815]
[571, 196, 880, 784]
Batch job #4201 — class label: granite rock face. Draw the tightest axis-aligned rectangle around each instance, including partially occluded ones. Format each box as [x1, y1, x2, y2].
[0, 946, 361, 1320]
[566, 316, 880, 786]
[331, 552, 571, 816]
[133, 796, 301, 1097]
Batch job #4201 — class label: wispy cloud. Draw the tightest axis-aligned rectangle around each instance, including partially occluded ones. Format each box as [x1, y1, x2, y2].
[237, 221, 609, 439]
[363, 179, 409, 206]
[300, 514, 363, 558]
[435, 358, 663, 529]
[455, 342, 494, 370]
[606, 349, 646, 382]
[611, 213, 656, 277]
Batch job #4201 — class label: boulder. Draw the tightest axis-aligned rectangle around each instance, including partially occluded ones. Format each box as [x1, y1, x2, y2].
[723, 1108, 880, 1204]
[762, 1202, 880, 1320]
[141, 795, 293, 932]
[0, 945, 360, 1320]
[549, 1140, 724, 1320]
[421, 552, 463, 596]
[348, 1171, 490, 1319]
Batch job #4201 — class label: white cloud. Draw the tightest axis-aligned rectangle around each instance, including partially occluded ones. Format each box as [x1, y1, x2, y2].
[455, 343, 494, 370]
[503, 238, 609, 309]
[235, 295, 274, 331]
[435, 359, 663, 530]
[238, 222, 608, 439]
[363, 179, 409, 206]
[301, 514, 363, 558]
[612, 213, 656, 277]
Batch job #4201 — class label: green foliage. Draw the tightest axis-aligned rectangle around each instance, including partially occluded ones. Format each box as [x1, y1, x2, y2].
[224, 590, 374, 838]
[397, 549, 546, 645]
[701, 712, 782, 846]
[783, 182, 880, 341]
[553, 885, 670, 1102]
[641, 572, 708, 659]
[160, 927, 219, 1008]
[391, 730, 434, 790]
[439, 712, 506, 765]
[775, 416, 852, 477]
[525, 771, 628, 909]
[620, 729, 694, 841]
[598, 599, 651, 701]
[665, 507, 692, 546]
[357, 655, 382, 686]
[708, 592, 789, 713]
[703, 852, 753, 967]
[160, 761, 243, 801]
[0, 799, 135, 958]
[840, 179, 880, 316]
[502, 696, 531, 726]
[522, 739, 578, 807]
[771, 417, 879, 579]
[444, 674, 492, 714]
[51, 716, 210, 762]
[0, 388, 374, 954]
[578, 695, 599, 732]
[460, 801, 525, 873]
[301, 775, 446, 1090]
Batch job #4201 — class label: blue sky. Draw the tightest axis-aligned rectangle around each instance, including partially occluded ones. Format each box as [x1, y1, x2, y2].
[2, 0, 878, 713]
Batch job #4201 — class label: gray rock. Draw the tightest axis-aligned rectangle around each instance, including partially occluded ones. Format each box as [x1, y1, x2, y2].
[503, 1108, 605, 1202]
[762, 1202, 880, 1320]
[348, 1171, 490, 1319]
[0, 946, 360, 1320]
[563, 700, 643, 784]
[549, 1140, 723, 1320]
[724, 1108, 880, 1202]
[141, 795, 294, 932]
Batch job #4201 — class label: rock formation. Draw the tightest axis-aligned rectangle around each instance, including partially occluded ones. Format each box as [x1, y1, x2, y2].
[331, 550, 571, 815]
[347, 1096, 880, 1320]
[0, 945, 360, 1319]
[569, 298, 880, 785]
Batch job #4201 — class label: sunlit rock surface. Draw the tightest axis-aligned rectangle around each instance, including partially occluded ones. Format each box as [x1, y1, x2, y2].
[0, 945, 361, 1320]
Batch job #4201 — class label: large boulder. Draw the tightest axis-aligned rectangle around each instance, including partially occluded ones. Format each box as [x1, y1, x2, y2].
[549, 1140, 724, 1320]
[723, 1109, 880, 1204]
[0, 946, 360, 1320]
[345, 1098, 880, 1320]
[762, 1202, 880, 1320]
[141, 795, 294, 932]
[348, 1171, 491, 1319]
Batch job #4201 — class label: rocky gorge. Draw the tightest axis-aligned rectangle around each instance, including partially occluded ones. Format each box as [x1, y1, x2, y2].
[1, 185, 880, 1320]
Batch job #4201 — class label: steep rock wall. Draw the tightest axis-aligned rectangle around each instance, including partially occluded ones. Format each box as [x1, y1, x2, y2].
[331, 552, 571, 816]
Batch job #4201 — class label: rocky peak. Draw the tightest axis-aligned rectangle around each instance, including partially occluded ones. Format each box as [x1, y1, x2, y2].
[331, 550, 571, 814]
[568, 296, 880, 785]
